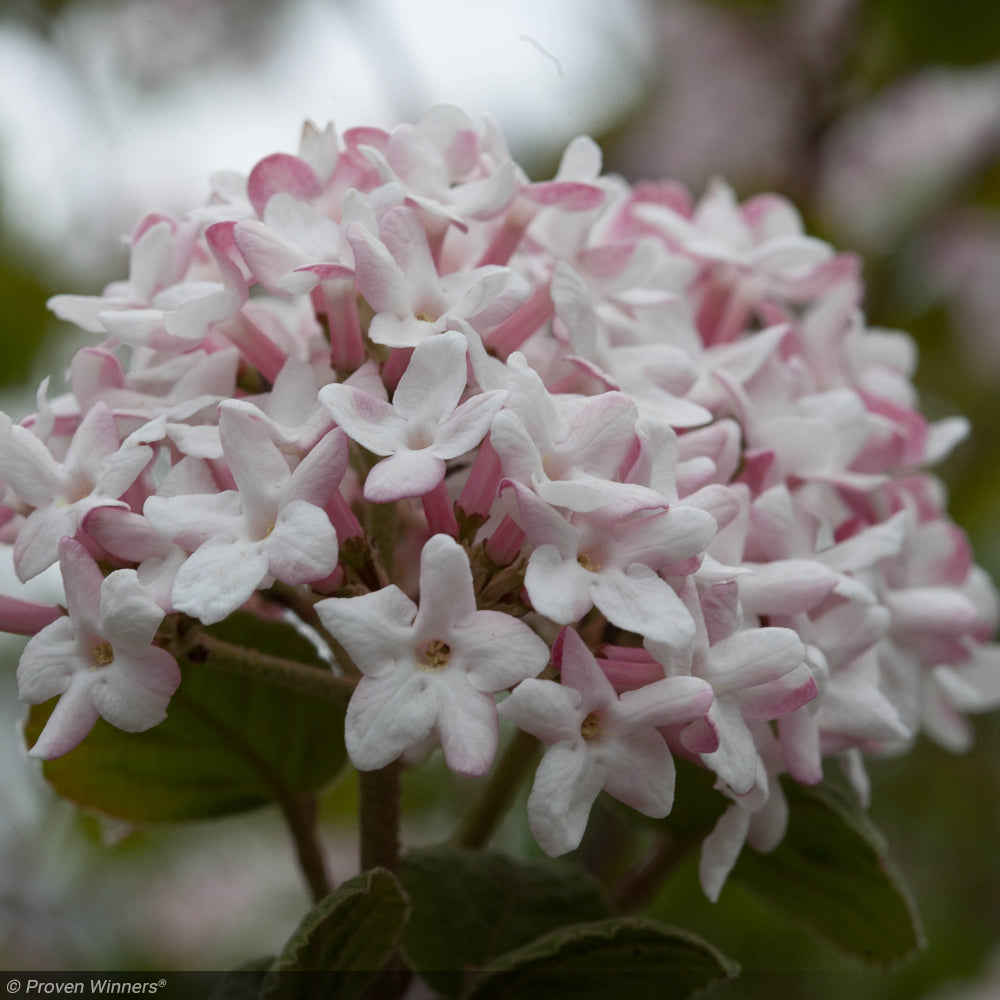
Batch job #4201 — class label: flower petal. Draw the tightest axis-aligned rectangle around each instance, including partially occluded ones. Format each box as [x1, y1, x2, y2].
[592, 565, 696, 646]
[523, 545, 594, 625]
[432, 390, 507, 460]
[170, 538, 270, 624]
[526, 744, 605, 856]
[699, 803, 752, 903]
[413, 534, 477, 633]
[265, 500, 339, 585]
[392, 330, 469, 422]
[318, 383, 406, 456]
[498, 677, 583, 745]
[345, 671, 438, 770]
[364, 450, 446, 502]
[600, 728, 676, 817]
[434, 678, 499, 776]
[26, 675, 101, 760]
[316, 587, 417, 677]
[459, 610, 550, 690]
[100, 568, 167, 649]
[92, 645, 181, 732]
[705, 627, 806, 694]
[16, 617, 78, 703]
[219, 403, 290, 516]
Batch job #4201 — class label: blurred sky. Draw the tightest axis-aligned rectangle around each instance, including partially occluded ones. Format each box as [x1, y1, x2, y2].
[0, 0, 657, 285]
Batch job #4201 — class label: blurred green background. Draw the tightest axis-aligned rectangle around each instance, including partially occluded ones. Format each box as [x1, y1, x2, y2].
[1, 0, 999, 994]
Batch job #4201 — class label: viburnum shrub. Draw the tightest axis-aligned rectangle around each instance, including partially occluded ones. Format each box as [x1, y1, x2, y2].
[4, 105, 999, 995]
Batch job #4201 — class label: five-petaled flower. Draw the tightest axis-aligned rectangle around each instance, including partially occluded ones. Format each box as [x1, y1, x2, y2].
[18, 538, 181, 760]
[316, 534, 549, 775]
[499, 627, 716, 856]
[319, 330, 506, 502]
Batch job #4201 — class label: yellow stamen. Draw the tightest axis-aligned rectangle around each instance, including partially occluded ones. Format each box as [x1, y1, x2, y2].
[580, 711, 601, 740]
[420, 639, 451, 671]
[92, 640, 115, 668]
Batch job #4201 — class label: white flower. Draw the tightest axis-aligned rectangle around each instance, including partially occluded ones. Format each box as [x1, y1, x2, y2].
[647, 580, 815, 797]
[17, 538, 181, 760]
[499, 627, 714, 856]
[319, 330, 506, 502]
[505, 479, 716, 647]
[49, 217, 244, 349]
[144, 403, 346, 624]
[316, 534, 549, 776]
[489, 351, 662, 513]
[0, 402, 153, 581]
[345, 207, 518, 348]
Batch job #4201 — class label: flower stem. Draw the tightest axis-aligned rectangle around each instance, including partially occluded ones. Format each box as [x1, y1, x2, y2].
[609, 832, 691, 913]
[263, 583, 363, 679]
[357, 763, 413, 999]
[452, 727, 539, 849]
[280, 792, 332, 904]
[170, 689, 332, 904]
[192, 632, 356, 705]
[359, 761, 402, 874]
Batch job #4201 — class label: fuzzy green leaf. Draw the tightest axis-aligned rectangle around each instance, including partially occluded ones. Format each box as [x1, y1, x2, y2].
[262, 868, 409, 999]
[400, 846, 610, 997]
[463, 917, 738, 1000]
[731, 779, 924, 966]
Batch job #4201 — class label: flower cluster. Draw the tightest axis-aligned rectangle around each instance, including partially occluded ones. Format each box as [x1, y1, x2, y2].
[4, 106, 998, 900]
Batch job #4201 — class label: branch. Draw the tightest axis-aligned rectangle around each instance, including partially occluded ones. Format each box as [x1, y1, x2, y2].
[190, 631, 356, 705]
[453, 728, 539, 849]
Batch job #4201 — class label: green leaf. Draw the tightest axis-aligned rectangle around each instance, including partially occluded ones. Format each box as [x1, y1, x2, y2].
[399, 846, 610, 997]
[202, 607, 333, 669]
[660, 755, 729, 841]
[731, 779, 924, 966]
[24, 612, 348, 821]
[262, 868, 409, 999]
[464, 917, 738, 1000]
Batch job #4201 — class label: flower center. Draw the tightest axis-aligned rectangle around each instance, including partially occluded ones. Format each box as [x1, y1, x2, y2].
[580, 711, 601, 741]
[540, 452, 564, 479]
[406, 423, 435, 450]
[419, 638, 451, 671]
[92, 640, 115, 668]
[577, 553, 601, 572]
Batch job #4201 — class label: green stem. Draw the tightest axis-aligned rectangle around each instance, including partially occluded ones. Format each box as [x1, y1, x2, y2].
[368, 500, 397, 582]
[171, 691, 332, 904]
[263, 583, 363, 679]
[453, 728, 539, 849]
[358, 762, 410, 999]
[193, 632, 356, 705]
[359, 761, 402, 874]
[609, 833, 691, 914]
[280, 793, 332, 904]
